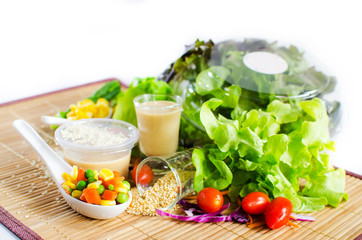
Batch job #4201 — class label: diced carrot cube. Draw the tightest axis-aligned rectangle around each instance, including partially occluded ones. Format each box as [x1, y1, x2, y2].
[113, 171, 120, 178]
[113, 176, 125, 188]
[83, 188, 101, 205]
[77, 168, 86, 182]
[79, 193, 87, 202]
[102, 190, 118, 201]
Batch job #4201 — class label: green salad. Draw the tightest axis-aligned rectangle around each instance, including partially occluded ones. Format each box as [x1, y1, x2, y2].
[112, 38, 347, 213]
[192, 97, 347, 212]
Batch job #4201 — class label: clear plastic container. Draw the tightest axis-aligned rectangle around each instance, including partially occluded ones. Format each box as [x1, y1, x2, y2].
[159, 38, 342, 143]
[55, 118, 139, 177]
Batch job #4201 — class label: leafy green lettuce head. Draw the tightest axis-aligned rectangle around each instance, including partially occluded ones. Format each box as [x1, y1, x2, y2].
[192, 97, 347, 212]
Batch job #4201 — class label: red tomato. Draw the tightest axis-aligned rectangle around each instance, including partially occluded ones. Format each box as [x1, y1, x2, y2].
[132, 163, 154, 186]
[241, 192, 270, 215]
[197, 187, 224, 213]
[265, 197, 293, 229]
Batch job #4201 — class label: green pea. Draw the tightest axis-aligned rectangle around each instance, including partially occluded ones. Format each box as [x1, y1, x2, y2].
[87, 178, 96, 184]
[85, 169, 95, 179]
[122, 180, 131, 190]
[117, 192, 129, 204]
[69, 188, 74, 195]
[97, 185, 105, 195]
[76, 180, 87, 191]
[108, 184, 114, 191]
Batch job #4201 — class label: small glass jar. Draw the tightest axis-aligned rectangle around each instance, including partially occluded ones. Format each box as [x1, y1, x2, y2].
[135, 149, 195, 210]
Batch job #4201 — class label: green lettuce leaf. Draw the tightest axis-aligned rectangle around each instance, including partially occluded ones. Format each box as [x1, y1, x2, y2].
[195, 66, 230, 95]
[302, 168, 349, 207]
[112, 77, 173, 126]
[192, 147, 233, 192]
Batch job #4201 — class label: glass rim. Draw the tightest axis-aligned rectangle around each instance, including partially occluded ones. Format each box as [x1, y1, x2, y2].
[133, 94, 183, 110]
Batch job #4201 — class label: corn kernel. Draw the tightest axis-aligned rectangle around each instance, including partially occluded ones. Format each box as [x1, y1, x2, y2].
[94, 170, 99, 181]
[100, 200, 116, 206]
[63, 181, 76, 189]
[119, 182, 130, 190]
[114, 187, 128, 193]
[87, 180, 102, 189]
[78, 99, 94, 107]
[62, 182, 70, 192]
[69, 104, 78, 111]
[95, 107, 110, 118]
[62, 172, 72, 182]
[96, 98, 109, 107]
[71, 190, 83, 199]
[75, 109, 92, 119]
[71, 166, 78, 181]
[99, 168, 114, 181]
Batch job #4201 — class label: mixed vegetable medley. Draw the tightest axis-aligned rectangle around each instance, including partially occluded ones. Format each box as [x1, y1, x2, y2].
[55, 38, 347, 230]
[61, 166, 130, 206]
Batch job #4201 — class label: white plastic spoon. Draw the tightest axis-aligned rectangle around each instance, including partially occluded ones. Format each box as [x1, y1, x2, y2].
[12, 119, 132, 219]
[41, 108, 113, 126]
[41, 116, 70, 126]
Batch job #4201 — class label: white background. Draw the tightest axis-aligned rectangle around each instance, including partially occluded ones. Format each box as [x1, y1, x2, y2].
[1, 3, 361, 167]
[1, 0, 361, 176]
[0, 1, 361, 238]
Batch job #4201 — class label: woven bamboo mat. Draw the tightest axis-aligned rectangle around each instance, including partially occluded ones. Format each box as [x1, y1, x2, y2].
[0, 79, 361, 240]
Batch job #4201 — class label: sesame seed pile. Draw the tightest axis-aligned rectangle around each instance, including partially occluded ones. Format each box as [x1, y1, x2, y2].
[127, 171, 179, 216]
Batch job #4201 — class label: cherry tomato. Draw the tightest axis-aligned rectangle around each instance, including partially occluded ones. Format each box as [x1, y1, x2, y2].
[241, 192, 270, 215]
[197, 187, 224, 213]
[132, 163, 154, 186]
[264, 197, 293, 229]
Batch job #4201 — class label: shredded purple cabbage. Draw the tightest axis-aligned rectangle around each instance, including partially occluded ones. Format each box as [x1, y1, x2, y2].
[156, 201, 249, 223]
[184, 208, 205, 216]
[228, 206, 249, 224]
[178, 200, 199, 209]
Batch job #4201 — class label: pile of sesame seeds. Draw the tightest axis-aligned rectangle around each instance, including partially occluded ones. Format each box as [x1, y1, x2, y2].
[127, 171, 179, 216]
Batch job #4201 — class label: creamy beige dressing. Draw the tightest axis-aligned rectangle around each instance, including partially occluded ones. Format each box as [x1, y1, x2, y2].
[135, 100, 181, 156]
[65, 152, 131, 177]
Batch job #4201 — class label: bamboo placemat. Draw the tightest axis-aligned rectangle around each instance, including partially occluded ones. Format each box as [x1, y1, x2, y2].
[0, 79, 361, 240]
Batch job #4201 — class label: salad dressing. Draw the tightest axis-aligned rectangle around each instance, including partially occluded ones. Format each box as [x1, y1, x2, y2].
[135, 100, 181, 156]
[64, 153, 130, 177]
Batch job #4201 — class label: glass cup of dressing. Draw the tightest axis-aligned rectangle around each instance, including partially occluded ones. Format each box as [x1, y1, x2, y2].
[133, 94, 183, 157]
